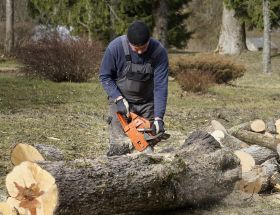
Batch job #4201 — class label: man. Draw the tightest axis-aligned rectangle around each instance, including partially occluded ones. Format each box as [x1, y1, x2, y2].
[99, 21, 169, 156]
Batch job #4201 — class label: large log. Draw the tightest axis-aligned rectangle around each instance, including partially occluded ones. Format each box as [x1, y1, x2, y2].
[5, 131, 241, 215]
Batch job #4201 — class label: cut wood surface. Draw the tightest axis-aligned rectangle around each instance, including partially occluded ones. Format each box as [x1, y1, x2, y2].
[250, 119, 266, 133]
[211, 130, 225, 143]
[234, 150, 255, 172]
[5, 131, 241, 215]
[235, 158, 279, 194]
[211, 120, 227, 133]
[231, 129, 280, 151]
[275, 119, 280, 134]
[11, 143, 44, 166]
[0, 202, 17, 215]
[240, 145, 278, 165]
[11, 143, 64, 166]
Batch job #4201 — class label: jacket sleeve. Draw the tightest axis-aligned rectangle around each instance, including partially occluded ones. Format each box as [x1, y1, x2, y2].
[99, 47, 122, 101]
[153, 48, 169, 119]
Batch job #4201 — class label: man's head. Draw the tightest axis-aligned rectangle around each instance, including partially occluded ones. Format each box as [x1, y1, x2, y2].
[127, 21, 150, 54]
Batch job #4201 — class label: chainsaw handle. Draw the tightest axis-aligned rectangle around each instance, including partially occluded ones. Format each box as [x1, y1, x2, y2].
[116, 112, 129, 128]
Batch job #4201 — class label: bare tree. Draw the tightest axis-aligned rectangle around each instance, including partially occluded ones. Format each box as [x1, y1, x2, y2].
[4, 0, 14, 54]
[216, 2, 247, 54]
[262, 0, 272, 74]
[153, 0, 168, 48]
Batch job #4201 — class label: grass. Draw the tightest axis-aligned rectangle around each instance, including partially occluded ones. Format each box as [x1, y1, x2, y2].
[0, 51, 280, 214]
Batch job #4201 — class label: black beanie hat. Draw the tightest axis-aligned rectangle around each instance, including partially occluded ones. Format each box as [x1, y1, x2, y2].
[127, 21, 150, 46]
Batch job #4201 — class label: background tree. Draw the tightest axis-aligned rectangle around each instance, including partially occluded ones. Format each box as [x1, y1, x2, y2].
[216, 1, 247, 54]
[262, 0, 271, 74]
[152, 0, 168, 47]
[4, 0, 14, 54]
[219, 0, 280, 55]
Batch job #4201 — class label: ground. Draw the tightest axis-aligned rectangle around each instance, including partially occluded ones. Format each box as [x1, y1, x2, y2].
[1, 51, 280, 214]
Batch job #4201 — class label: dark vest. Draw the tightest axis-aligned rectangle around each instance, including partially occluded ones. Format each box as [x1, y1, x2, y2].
[116, 35, 162, 104]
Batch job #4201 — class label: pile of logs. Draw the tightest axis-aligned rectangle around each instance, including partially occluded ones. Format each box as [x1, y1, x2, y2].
[209, 119, 280, 194]
[1, 118, 280, 214]
[0, 132, 241, 215]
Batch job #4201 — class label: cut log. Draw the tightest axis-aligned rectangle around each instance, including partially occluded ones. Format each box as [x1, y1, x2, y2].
[11, 143, 44, 166]
[250, 119, 266, 133]
[266, 119, 277, 134]
[235, 166, 263, 193]
[11, 143, 64, 166]
[228, 122, 250, 134]
[235, 158, 279, 193]
[221, 133, 249, 150]
[231, 129, 280, 153]
[240, 145, 278, 165]
[275, 119, 280, 134]
[234, 150, 255, 172]
[211, 130, 225, 144]
[228, 119, 265, 134]
[6, 131, 241, 215]
[204, 120, 227, 134]
[210, 120, 227, 133]
[0, 202, 17, 215]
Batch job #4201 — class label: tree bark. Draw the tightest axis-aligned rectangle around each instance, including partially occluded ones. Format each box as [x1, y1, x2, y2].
[240, 145, 278, 165]
[231, 129, 280, 152]
[263, 0, 272, 74]
[153, 0, 168, 48]
[216, 2, 247, 54]
[109, 0, 118, 40]
[6, 131, 241, 215]
[4, 0, 14, 54]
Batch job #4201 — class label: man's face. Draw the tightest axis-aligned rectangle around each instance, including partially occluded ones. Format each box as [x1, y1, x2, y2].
[129, 41, 149, 55]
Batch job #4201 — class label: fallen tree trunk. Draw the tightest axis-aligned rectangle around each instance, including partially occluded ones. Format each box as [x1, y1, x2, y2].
[5, 131, 241, 215]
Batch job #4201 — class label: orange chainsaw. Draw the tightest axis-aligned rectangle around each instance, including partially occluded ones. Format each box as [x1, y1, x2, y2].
[116, 112, 170, 152]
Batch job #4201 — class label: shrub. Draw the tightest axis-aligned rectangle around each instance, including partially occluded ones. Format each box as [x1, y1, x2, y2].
[169, 54, 246, 93]
[16, 34, 103, 82]
[170, 54, 246, 84]
[176, 69, 215, 93]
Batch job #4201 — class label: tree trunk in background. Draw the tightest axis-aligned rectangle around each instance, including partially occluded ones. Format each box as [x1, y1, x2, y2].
[262, 0, 272, 74]
[4, 0, 14, 54]
[216, 2, 247, 54]
[109, 0, 118, 40]
[153, 0, 168, 48]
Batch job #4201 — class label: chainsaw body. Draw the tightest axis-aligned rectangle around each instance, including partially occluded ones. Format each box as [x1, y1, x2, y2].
[116, 112, 168, 152]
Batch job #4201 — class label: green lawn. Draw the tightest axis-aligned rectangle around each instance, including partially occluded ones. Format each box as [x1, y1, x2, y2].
[1, 51, 280, 200]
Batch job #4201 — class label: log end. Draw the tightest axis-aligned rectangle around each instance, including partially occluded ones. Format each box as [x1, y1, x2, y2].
[0, 202, 17, 215]
[11, 143, 45, 166]
[5, 161, 58, 215]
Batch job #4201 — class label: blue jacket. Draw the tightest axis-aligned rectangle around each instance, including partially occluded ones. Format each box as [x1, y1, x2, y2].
[99, 35, 168, 119]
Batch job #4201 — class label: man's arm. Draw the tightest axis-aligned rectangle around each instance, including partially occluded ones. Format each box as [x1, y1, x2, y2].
[153, 48, 169, 120]
[99, 48, 122, 101]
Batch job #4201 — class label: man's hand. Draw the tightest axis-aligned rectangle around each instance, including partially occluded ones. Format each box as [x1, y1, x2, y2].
[151, 119, 164, 135]
[116, 97, 130, 118]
